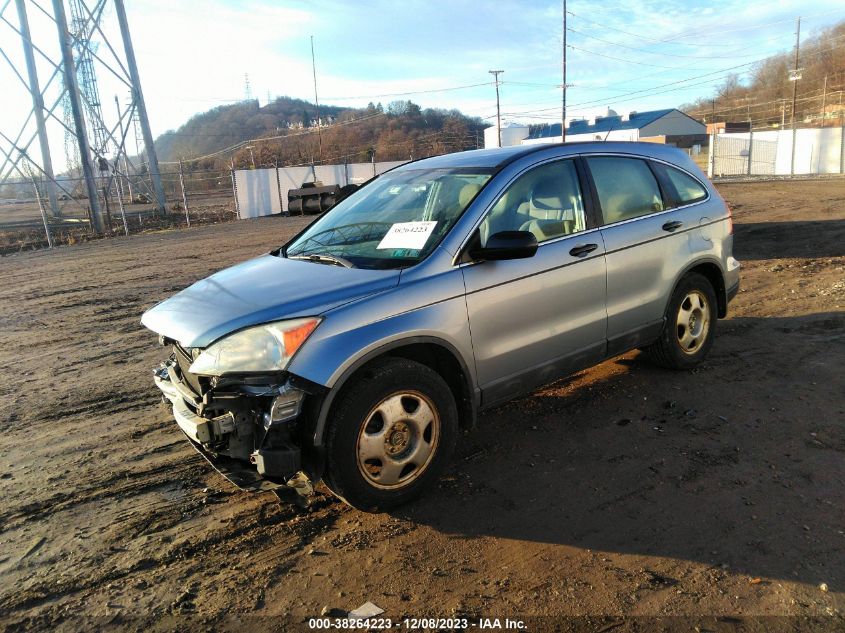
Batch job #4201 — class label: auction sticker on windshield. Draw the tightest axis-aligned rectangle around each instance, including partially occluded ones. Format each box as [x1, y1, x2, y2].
[377, 221, 437, 250]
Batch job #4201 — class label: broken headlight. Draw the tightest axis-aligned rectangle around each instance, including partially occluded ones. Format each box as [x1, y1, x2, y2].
[189, 317, 320, 376]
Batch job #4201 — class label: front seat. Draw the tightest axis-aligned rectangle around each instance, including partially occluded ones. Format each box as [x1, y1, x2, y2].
[519, 179, 573, 242]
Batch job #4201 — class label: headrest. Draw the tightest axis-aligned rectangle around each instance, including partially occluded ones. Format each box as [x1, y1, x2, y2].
[458, 183, 482, 208]
[530, 179, 563, 210]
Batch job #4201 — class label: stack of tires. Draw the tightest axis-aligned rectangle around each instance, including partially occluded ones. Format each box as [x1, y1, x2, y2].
[287, 183, 359, 215]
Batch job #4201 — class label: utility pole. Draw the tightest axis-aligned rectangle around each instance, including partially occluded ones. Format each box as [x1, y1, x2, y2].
[821, 74, 828, 124]
[489, 70, 504, 147]
[562, 0, 567, 142]
[53, 0, 103, 233]
[311, 35, 323, 164]
[16, 0, 60, 218]
[789, 16, 801, 175]
[114, 0, 167, 215]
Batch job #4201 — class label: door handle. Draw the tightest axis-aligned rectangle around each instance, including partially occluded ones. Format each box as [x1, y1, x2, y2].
[569, 243, 598, 257]
[662, 220, 683, 232]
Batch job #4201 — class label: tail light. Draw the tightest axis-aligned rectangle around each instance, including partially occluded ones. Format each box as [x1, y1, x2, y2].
[725, 202, 733, 234]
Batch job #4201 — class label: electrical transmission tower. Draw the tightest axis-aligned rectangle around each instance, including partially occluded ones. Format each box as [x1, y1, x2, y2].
[0, 0, 167, 234]
[68, 0, 109, 155]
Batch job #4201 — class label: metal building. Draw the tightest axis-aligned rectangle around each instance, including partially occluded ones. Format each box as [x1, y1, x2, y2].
[485, 108, 706, 149]
[522, 108, 706, 146]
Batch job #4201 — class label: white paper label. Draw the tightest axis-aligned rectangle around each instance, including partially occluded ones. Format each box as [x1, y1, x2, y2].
[377, 221, 438, 250]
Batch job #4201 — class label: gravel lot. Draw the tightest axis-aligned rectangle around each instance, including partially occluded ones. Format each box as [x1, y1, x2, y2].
[0, 179, 843, 631]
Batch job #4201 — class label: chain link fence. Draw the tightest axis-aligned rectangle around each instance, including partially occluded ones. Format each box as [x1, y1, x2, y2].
[709, 127, 845, 179]
[0, 165, 238, 254]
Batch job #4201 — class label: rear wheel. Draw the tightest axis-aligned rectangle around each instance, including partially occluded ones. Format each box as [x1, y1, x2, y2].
[645, 272, 717, 369]
[324, 357, 458, 511]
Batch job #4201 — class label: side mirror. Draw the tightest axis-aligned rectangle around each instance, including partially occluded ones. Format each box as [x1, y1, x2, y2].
[468, 230, 538, 261]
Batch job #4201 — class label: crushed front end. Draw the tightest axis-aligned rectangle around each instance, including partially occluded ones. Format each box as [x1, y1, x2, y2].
[153, 341, 322, 493]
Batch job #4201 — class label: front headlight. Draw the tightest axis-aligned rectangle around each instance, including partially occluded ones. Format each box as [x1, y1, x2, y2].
[189, 317, 320, 376]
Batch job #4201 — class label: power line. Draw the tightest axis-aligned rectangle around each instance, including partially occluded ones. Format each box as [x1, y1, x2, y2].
[656, 8, 845, 43]
[567, 44, 709, 70]
[567, 26, 765, 60]
[504, 39, 845, 118]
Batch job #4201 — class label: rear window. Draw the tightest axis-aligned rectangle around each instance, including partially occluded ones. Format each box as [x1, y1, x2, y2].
[659, 164, 708, 205]
[586, 157, 665, 224]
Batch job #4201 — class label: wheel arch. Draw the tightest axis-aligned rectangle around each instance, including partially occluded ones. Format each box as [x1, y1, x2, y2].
[310, 336, 478, 450]
[668, 258, 728, 318]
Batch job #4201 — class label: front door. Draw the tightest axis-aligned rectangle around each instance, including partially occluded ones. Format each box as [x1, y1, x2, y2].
[461, 158, 608, 408]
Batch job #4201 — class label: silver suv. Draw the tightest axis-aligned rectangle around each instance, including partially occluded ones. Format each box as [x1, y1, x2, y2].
[142, 142, 740, 511]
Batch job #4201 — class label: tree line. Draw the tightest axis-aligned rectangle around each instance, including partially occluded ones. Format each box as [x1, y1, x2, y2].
[681, 19, 845, 129]
[155, 96, 488, 175]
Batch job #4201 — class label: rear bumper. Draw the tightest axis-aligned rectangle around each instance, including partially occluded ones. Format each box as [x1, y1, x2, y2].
[727, 279, 740, 303]
[725, 256, 741, 303]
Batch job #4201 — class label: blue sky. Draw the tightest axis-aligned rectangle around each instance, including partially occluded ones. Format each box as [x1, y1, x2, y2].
[3, 0, 845, 172]
[126, 0, 842, 127]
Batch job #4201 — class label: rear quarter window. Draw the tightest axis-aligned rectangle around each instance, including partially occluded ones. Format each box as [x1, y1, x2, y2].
[656, 163, 708, 205]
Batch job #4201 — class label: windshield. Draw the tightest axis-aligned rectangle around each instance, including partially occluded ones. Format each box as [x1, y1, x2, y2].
[284, 168, 492, 269]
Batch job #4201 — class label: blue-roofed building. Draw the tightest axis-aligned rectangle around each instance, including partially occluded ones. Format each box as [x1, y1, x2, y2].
[485, 108, 706, 148]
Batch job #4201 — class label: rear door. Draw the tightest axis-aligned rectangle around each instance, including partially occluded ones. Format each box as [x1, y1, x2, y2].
[584, 154, 707, 354]
[461, 157, 608, 407]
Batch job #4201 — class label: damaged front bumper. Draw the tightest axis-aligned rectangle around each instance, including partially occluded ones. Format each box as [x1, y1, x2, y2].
[153, 356, 314, 493]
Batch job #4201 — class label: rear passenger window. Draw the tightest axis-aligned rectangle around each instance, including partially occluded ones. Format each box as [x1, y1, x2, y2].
[660, 165, 708, 205]
[586, 157, 664, 225]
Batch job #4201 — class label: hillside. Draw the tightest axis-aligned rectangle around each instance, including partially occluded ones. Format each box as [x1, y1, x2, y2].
[682, 19, 845, 128]
[154, 96, 488, 170]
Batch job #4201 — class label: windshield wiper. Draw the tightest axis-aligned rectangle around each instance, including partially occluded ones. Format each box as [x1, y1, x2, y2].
[288, 253, 355, 268]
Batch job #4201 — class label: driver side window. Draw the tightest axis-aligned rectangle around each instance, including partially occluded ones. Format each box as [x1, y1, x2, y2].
[479, 160, 586, 245]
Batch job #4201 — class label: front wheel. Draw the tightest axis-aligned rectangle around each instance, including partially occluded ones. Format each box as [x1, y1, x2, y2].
[644, 272, 717, 369]
[324, 357, 458, 511]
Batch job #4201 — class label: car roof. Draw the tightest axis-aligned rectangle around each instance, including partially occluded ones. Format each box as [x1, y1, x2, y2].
[393, 141, 695, 173]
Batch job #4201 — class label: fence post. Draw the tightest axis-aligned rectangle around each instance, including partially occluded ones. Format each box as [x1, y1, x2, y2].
[230, 159, 241, 219]
[178, 160, 190, 227]
[275, 160, 285, 216]
[747, 130, 753, 176]
[707, 132, 715, 178]
[790, 128, 797, 176]
[840, 125, 844, 174]
[31, 177, 53, 248]
[114, 164, 129, 236]
[102, 185, 113, 235]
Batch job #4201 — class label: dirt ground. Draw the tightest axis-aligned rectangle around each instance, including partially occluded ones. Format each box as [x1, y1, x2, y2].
[0, 179, 843, 632]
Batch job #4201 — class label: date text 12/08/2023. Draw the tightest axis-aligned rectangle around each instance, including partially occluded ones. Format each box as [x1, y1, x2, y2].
[307, 617, 527, 630]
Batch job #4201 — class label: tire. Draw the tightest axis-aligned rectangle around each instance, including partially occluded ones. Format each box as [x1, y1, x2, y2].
[323, 357, 458, 512]
[644, 272, 717, 370]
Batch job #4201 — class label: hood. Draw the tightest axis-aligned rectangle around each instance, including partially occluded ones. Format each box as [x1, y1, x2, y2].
[141, 254, 400, 348]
